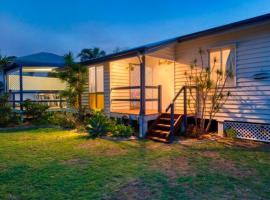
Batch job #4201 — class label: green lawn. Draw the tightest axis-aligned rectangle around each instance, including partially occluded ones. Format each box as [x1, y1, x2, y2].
[0, 128, 269, 200]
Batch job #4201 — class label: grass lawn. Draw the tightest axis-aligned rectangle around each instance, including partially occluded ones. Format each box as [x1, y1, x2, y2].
[0, 128, 269, 200]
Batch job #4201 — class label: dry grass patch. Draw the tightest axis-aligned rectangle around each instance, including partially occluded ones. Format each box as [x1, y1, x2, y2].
[61, 158, 91, 168]
[150, 156, 194, 180]
[199, 151, 220, 158]
[0, 164, 8, 173]
[145, 142, 173, 152]
[106, 180, 152, 200]
[178, 138, 210, 147]
[210, 158, 257, 178]
[77, 139, 128, 156]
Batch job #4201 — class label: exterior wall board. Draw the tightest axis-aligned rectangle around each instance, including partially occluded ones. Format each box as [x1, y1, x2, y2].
[174, 22, 270, 123]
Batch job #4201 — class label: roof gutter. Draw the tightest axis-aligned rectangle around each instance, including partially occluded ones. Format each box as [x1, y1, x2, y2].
[80, 47, 147, 66]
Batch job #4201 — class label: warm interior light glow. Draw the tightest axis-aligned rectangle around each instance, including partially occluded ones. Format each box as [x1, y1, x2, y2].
[22, 67, 56, 72]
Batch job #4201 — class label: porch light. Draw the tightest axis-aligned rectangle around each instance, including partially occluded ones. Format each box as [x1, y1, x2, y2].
[158, 59, 173, 65]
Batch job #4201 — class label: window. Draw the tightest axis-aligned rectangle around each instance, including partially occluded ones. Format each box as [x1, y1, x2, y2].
[209, 46, 236, 87]
[88, 66, 104, 110]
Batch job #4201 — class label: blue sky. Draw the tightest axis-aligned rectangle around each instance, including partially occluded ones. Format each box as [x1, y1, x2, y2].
[1, 0, 270, 56]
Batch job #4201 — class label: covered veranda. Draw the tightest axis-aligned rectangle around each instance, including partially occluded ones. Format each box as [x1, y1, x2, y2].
[84, 42, 178, 137]
[3, 52, 67, 111]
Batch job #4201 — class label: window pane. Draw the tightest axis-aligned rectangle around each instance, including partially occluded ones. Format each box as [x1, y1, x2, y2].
[96, 66, 104, 92]
[222, 48, 231, 80]
[222, 47, 236, 86]
[89, 67, 96, 93]
[210, 50, 221, 81]
[96, 93, 104, 110]
[210, 47, 236, 87]
[89, 93, 97, 109]
[88, 93, 104, 110]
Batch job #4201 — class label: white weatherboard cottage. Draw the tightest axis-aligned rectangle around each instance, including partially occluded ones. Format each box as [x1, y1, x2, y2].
[82, 13, 270, 143]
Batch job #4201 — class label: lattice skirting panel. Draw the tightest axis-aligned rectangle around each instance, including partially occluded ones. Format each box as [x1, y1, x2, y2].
[224, 121, 270, 143]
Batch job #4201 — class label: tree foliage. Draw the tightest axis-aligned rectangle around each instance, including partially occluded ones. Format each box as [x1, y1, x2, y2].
[0, 93, 19, 126]
[185, 48, 234, 135]
[78, 47, 106, 62]
[56, 52, 87, 114]
[0, 54, 16, 93]
[0, 54, 15, 67]
[21, 100, 50, 124]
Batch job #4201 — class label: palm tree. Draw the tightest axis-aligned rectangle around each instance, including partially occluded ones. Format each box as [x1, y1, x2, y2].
[0, 55, 14, 66]
[56, 52, 87, 117]
[78, 47, 106, 62]
[0, 54, 15, 93]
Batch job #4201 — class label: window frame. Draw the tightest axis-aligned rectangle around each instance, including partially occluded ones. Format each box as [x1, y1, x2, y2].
[208, 44, 237, 88]
[88, 65, 104, 110]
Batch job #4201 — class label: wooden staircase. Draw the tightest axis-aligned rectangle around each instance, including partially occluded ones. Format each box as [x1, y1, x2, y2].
[147, 86, 197, 143]
[147, 113, 184, 143]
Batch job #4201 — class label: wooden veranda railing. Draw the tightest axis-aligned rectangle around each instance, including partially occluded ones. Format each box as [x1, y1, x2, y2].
[7, 90, 66, 110]
[111, 85, 162, 113]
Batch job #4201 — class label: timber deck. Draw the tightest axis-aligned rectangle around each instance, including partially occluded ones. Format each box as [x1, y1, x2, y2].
[110, 109, 159, 116]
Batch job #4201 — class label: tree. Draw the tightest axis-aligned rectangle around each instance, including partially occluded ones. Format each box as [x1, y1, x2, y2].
[0, 54, 14, 66]
[112, 47, 127, 53]
[78, 47, 106, 62]
[56, 52, 87, 118]
[185, 48, 233, 135]
[0, 54, 15, 93]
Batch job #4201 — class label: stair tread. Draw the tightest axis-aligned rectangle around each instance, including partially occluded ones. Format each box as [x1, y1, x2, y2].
[148, 136, 168, 143]
[160, 117, 175, 121]
[151, 129, 170, 133]
[147, 113, 185, 143]
[149, 130, 170, 136]
[157, 123, 171, 127]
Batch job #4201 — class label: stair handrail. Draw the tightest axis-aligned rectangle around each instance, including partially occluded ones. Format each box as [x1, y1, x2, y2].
[165, 86, 197, 143]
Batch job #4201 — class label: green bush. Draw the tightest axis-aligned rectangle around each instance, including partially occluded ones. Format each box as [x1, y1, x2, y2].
[0, 93, 19, 127]
[112, 124, 133, 137]
[48, 112, 77, 129]
[225, 127, 237, 138]
[22, 100, 49, 124]
[86, 111, 111, 138]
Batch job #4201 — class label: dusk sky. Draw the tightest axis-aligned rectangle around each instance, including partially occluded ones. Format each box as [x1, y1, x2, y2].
[1, 0, 270, 57]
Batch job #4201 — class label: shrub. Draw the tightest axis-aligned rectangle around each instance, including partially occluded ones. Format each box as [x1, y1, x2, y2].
[22, 100, 49, 124]
[225, 127, 237, 138]
[86, 111, 111, 138]
[112, 124, 133, 137]
[48, 112, 77, 129]
[0, 93, 18, 127]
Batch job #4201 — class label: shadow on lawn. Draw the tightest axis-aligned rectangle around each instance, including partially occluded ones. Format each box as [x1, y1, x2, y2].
[217, 139, 270, 151]
[187, 140, 270, 153]
[0, 127, 61, 133]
